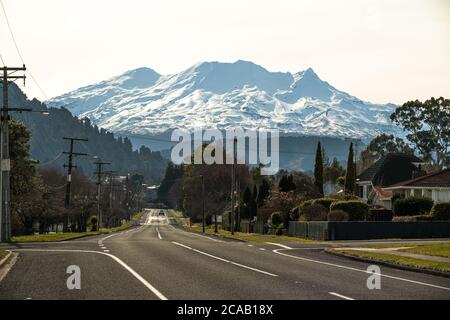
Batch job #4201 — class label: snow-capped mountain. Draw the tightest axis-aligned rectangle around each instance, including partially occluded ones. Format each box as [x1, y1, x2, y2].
[47, 60, 400, 139]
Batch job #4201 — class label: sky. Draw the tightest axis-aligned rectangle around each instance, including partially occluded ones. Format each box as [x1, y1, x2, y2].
[1, 0, 449, 104]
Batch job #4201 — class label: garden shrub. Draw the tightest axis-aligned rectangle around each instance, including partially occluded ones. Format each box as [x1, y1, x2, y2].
[312, 198, 337, 211]
[269, 211, 283, 226]
[393, 197, 433, 216]
[392, 215, 434, 222]
[430, 202, 450, 220]
[298, 199, 314, 214]
[328, 209, 349, 222]
[330, 201, 369, 221]
[300, 204, 328, 221]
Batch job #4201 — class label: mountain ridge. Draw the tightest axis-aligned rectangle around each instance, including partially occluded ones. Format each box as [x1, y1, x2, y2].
[47, 60, 401, 140]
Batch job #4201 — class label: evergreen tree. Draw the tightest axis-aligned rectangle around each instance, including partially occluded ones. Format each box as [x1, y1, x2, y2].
[242, 186, 252, 218]
[314, 141, 324, 195]
[345, 142, 356, 194]
[257, 178, 270, 207]
[250, 185, 258, 218]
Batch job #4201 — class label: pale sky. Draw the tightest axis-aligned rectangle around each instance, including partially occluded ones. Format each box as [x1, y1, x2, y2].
[1, 0, 449, 104]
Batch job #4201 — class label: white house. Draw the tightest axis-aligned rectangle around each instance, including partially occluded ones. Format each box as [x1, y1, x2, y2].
[384, 169, 450, 203]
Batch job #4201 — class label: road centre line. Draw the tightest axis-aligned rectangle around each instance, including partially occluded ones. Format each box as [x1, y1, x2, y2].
[156, 227, 162, 240]
[273, 248, 450, 291]
[13, 249, 168, 300]
[265, 242, 292, 250]
[172, 242, 278, 277]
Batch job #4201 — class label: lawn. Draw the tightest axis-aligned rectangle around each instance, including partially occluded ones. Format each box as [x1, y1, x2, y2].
[332, 249, 450, 273]
[11, 232, 100, 243]
[363, 242, 450, 258]
[0, 248, 7, 260]
[186, 223, 319, 244]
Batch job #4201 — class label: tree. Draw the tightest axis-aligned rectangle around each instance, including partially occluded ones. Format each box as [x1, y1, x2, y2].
[324, 157, 345, 184]
[242, 186, 252, 219]
[279, 174, 296, 192]
[390, 97, 450, 168]
[314, 142, 324, 195]
[345, 142, 356, 194]
[360, 133, 414, 170]
[257, 178, 270, 207]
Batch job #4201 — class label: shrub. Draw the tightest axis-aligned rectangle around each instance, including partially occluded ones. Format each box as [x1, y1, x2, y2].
[299, 204, 328, 221]
[269, 211, 283, 226]
[328, 210, 349, 222]
[330, 201, 369, 221]
[290, 206, 300, 221]
[368, 208, 393, 221]
[430, 202, 450, 220]
[312, 198, 337, 211]
[298, 199, 315, 214]
[393, 197, 433, 216]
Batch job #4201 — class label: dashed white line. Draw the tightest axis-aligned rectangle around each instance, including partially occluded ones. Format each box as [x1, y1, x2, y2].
[329, 292, 355, 300]
[172, 241, 278, 277]
[156, 227, 162, 240]
[259, 248, 266, 251]
[13, 249, 168, 300]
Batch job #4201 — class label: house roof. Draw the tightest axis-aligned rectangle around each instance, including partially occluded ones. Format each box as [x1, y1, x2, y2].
[357, 153, 423, 186]
[385, 169, 450, 189]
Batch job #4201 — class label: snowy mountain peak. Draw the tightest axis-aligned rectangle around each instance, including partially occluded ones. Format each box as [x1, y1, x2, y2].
[47, 61, 401, 139]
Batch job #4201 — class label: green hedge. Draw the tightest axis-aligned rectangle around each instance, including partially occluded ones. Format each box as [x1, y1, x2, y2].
[298, 199, 315, 214]
[330, 200, 369, 221]
[393, 197, 433, 216]
[312, 198, 337, 211]
[430, 202, 450, 220]
[269, 211, 283, 226]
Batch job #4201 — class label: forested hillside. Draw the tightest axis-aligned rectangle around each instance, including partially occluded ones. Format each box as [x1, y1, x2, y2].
[2, 83, 168, 182]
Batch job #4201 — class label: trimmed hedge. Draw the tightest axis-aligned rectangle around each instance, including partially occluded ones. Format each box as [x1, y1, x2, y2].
[393, 197, 433, 216]
[298, 199, 314, 213]
[269, 211, 283, 226]
[330, 200, 369, 221]
[312, 198, 337, 211]
[392, 215, 434, 222]
[430, 202, 450, 220]
[368, 209, 393, 221]
[328, 209, 349, 222]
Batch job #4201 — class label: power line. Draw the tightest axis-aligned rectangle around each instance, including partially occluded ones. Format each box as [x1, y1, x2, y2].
[0, 0, 49, 100]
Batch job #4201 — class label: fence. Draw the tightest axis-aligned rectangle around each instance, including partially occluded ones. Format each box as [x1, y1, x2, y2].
[289, 221, 450, 240]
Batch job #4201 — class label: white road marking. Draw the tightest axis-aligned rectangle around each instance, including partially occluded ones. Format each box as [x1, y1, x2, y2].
[103, 250, 110, 252]
[167, 224, 225, 242]
[259, 248, 266, 251]
[247, 244, 254, 247]
[14, 249, 168, 300]
[172, 242, 278, 277]
[273, 249, 450, 291]
[265, 242, 292, 250]
[156, 227, 162, 240]
[329, 292, 355, 300]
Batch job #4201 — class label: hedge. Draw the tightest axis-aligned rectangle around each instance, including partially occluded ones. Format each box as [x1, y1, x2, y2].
[393, 197, 433, 216]
[330, 200, 369, 221]
[312, 198, 337, 211]
[368, 209, 393, 221]
[430, 202, 450, 220]
[298, 199, 315, 214]
[269, 211, 283, 226]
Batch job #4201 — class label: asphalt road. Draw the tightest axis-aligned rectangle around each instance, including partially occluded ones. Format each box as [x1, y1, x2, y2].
[1, 209, 449, 300]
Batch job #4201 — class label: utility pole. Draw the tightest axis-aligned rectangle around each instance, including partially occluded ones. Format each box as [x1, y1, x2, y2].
[94, 160, 110, 230]
[0, 65, 27, 242]
[230, 138, 237, 235]
[62, 137, 88, 232]
[201, 175, 205, 233]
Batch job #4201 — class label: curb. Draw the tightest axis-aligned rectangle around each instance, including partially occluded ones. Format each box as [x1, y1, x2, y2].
[325, 248, 450, 279]
[0, 250, 12, 268]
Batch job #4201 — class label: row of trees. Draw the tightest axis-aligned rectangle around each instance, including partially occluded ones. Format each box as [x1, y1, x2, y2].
[11, 119, 146, 236]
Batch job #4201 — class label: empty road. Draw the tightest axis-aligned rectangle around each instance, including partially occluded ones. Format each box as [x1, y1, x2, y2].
[1, 209, 449, 300]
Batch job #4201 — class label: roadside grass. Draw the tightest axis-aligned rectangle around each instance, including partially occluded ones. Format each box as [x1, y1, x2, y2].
[0, 248, 7, 260]
[363, 242, 450, 258]
[332, 249, 450, 273]
[10, 210, 146, 243]
[186, 223, 320, 244]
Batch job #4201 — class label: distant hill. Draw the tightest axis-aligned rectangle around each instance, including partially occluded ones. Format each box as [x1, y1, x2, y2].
[1, 83, 168, 182]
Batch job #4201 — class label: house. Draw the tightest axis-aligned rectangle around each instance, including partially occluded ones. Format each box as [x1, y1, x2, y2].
[384, 169, 450, 203]
[356, 153, 425, 208]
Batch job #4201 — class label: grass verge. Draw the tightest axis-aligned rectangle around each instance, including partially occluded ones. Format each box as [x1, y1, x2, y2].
[363, 242, 450, 258]
[186, 223, 319, 244]
[331, 249, 450, 274]
[0, 248, 7, 260]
